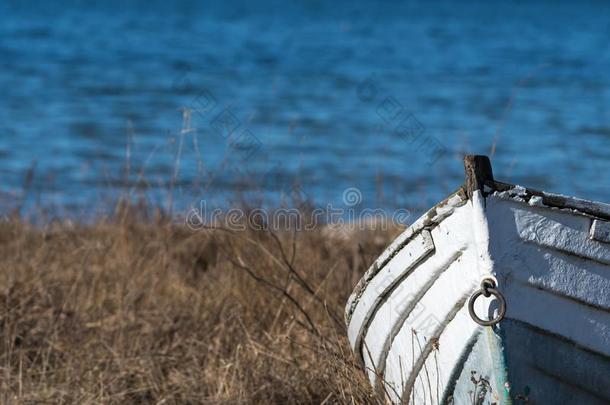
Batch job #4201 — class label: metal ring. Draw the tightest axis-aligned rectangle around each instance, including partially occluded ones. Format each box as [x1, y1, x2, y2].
[468, 279, 506, 326]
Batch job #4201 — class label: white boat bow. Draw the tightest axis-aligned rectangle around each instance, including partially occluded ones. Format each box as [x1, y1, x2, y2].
[345, 155, 610, 404]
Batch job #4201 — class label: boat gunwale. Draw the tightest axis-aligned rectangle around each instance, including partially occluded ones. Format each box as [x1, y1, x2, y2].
[344, 187, 468, 326]
[346, 179, 610, 327]
[490, 180, 610, 221]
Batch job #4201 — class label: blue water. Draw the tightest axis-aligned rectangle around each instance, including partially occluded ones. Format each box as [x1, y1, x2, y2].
[2, 1, 610, 218]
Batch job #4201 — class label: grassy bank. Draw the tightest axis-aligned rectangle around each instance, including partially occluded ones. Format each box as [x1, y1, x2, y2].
[0, 211, 402, 404]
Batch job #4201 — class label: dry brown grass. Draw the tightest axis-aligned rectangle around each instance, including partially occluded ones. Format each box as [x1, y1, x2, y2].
[0, 208, 402, 404]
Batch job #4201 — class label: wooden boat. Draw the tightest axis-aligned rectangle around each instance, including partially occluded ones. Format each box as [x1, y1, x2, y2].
[345, 155, 610, 404]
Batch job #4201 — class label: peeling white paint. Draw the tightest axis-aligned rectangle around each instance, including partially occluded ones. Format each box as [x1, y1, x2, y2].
[591, 219, 610, 244]
[528, 195, 544, 207]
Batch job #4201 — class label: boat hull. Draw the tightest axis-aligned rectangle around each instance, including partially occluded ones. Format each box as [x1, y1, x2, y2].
[345, 182, 610, 404]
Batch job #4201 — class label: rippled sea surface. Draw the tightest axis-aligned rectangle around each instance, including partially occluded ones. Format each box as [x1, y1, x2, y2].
[2, 1, 610, 217]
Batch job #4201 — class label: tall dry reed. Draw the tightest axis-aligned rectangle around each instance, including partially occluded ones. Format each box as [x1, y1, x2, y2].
[0, 209, 402, 404]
